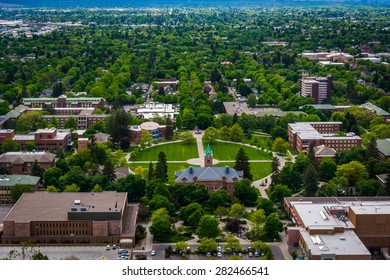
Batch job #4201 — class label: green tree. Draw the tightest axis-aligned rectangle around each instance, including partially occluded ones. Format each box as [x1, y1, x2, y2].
[203, 127, 219, 144]
[31, 160, 44, 178]
[64, 117, 78, 130]
[303, 164, 318, 197]
[197, 215, 220, 239]
[270, 184, 292, 203]
[48, 116, 58, 128]
[230, 123, 244, 142]
[165, 117, 174, 140]
[15, 111, 43, 133]
[225, 235, 241, 252]
[251, 241, 274, 260]
[208, 189, 232, 210]
[233, 178, 258, 206]
[149, 195, 175, 215]
[257, 198, 275, 216]
[43, 167, 62, 187]
[234, 148, 253, 180]
[272, 137, 289, 155]
[197, 237, 218, 253]
[154, 151, 168, 182]
[91, 184, 104, 192]
[247, 93, 257, 108]
[229, 203, 246, 219]
[1, 138, 20, 153]
[316, 183, 339, 197]
[106, 108, 130, 145]
[110, 174, 146, 202]
[45, 185, 58, 192]
[366, 138, 379, 160]
[335, 161, 369, 187]
[214, 206, 229, 219]
[263, 213, 283, 238]
[179, 130, 195, 144]
[250, 209, 266, 237]
[63, 184, 80, 192]
[25, 141, 36, 151]
[140, 130, 153, 147]
[179, 203, 204, 225]
[148, 162, 154, 181]
[149, 208, 172, 242]
[103, 160, 116, 182]
[319, 158, 337, 181]
[175, 241, 189, 254]
[11, 184, 34, 202]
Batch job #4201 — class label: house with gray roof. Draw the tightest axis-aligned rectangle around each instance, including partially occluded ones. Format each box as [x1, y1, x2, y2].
[175, 145, 243, 194]
[175, 166, 243, 194]
[0, 151, 56, 175]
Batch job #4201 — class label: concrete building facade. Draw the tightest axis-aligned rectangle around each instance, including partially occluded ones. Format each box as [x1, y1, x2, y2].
[2, 192, 138, 245]
[300, 74, 332, 104]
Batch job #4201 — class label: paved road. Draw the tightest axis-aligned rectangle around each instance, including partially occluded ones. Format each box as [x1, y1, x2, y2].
[0, 245, 126, 260]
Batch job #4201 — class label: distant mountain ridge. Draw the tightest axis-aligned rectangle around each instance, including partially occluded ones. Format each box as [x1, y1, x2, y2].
[0, 0, 389, 8]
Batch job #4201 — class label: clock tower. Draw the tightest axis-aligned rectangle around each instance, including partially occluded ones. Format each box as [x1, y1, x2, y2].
[204, 144, 213, 167]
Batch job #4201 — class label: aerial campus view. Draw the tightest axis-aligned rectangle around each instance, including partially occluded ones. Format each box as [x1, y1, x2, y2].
[0, 0, 388, 261]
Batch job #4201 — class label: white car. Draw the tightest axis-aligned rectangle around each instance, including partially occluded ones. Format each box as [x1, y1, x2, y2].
[151, 250, 156, 256]
[206, 252, 211, 258]
[106, 245, 111, 250]
[111, 244, 117, 250]
[217, 252, 222, 258]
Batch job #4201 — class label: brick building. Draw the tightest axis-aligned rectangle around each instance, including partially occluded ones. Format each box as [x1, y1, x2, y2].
[284, 197, 390, 260]
[175, 145, 243, 194]
[0, 151, 56, 175]
[1, 192, 139, 245]
[300, 74, 332, 104]
[288, 122, 362, 153]
[21, 95, 106, 109]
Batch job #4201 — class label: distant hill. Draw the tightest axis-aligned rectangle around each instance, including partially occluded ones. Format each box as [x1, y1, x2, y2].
[0, 0, 388, 8]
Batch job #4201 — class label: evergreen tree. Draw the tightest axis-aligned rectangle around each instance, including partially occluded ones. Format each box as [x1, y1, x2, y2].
[307, 142, 316, 167]
[303, 164, 318, 196]
[271, 157, 280, 173]
[103, 160, 116, 182]
[232, 112, 238, 124]
[107, 108, 130, 145]
[366, 138, 379, 160]
[31, 160, 44, 179]
[165, 117, 174, 140]
[148, 162, 154, 181]
[155, 152, 168, 182]
[234, 148, 253, 181]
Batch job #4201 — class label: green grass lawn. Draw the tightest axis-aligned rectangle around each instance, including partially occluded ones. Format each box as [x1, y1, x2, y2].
[129, 162, 197, 183]
[130, 141, 198, 161]
[214, 162, 272, 181]
[206, 141, 272, 161]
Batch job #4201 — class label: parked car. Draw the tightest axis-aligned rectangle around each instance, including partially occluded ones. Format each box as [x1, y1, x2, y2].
[217, 252, 222, 258]
[206, 252, 211, 257]
[254, 251, 259, 257]
[111, 245, 117, 250]
[118, 249, 128, 254]
[217, 246, 222, 252]
[106, 245, 111, 250]
[151, 250, 156, 256]
[248, 252, 253, 257]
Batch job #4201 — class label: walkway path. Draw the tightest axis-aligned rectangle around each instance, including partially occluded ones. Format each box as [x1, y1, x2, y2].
[193, 130, 205, 167]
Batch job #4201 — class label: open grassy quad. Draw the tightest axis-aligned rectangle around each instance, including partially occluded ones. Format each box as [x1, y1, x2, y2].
[214, 162, 272, 181]
[206, 141, 272, 161]
[128, 162, 197, 183]
[129, 141, 198, 162]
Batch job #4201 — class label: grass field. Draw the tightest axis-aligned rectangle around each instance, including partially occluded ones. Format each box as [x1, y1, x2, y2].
[214, 161, 272, 181]
[129, 141, 198, 161]
[206, 141, 272, 161]
[129, 162, 197, 183]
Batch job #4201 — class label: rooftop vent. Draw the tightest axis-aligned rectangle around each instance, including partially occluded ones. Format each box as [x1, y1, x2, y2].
[339, 236, 346, 240]
[71, 207, 77, 212]
[320, 210, 328, 220]
[80, 207, 87, 211]
[189, 166, 193, 175]
[225, 166, 230, 174]
[74, 200, 81, 205]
